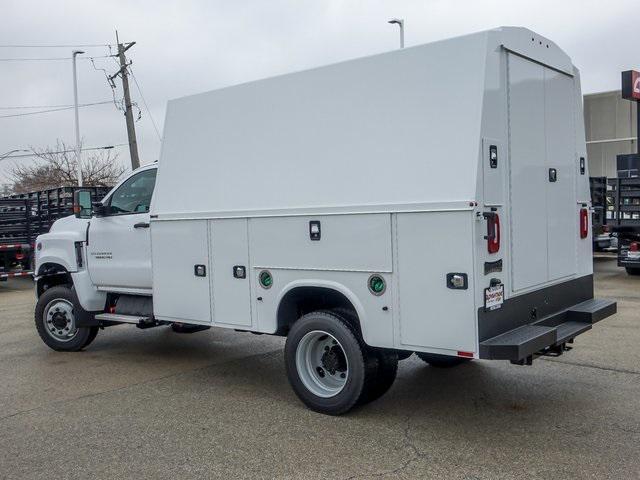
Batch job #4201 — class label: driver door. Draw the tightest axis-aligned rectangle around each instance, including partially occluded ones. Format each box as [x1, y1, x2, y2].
[87, 168, 157, 291]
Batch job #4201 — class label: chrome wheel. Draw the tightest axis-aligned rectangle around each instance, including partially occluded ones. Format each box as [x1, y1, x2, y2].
[43, 299, 78, 342]
[295, 330, 349, 398]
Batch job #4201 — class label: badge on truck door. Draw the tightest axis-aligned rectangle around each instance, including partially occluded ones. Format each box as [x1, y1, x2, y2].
[484, 284, 504, 311]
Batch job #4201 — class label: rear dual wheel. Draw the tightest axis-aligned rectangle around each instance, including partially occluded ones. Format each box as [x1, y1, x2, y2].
[416, 352, 471, 368]
[284, 310, 398, 415]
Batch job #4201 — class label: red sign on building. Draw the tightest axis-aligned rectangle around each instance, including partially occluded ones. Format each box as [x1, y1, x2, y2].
[622, 70, 640, 101]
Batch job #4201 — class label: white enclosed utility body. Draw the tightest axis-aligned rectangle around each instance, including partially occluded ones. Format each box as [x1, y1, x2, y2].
[34, 27, 615, 415]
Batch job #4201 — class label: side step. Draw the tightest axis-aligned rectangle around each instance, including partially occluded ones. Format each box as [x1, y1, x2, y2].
[94, 313, 158, 329]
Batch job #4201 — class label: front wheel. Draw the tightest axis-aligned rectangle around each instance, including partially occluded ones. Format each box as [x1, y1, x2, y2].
[625, 267, 640, 276]
[35, 286, 98, 351]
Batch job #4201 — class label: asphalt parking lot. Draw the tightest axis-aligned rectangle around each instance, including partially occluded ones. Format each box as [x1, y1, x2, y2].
[0, 256, 638, 479]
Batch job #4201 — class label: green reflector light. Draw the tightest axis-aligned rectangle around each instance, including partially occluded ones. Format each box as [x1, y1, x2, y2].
[368, 275, 386, 295]
[259, 270, 273, 289]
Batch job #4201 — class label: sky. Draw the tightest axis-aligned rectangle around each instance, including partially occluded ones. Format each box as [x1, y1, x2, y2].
[0, 0, 637, 186]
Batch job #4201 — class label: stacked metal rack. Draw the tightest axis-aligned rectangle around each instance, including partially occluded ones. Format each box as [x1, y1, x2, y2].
[612, 171, 640, 275]
[0, 186, 110, 281]
[589, 177, 611, 251]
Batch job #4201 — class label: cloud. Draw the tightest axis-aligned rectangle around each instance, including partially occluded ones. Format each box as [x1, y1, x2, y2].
[0, 0, 635, 185]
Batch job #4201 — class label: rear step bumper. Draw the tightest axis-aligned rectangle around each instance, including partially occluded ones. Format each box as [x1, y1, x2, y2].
[479, 298, 616, 362]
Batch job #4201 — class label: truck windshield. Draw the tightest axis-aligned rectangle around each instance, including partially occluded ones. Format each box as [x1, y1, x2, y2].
[107, 168, 157, 215]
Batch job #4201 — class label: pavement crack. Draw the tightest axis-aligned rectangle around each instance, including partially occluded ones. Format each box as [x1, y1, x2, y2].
[540, 357, 640, 376]
[0, 348, 282, 423]
[343, 413, 425, 479]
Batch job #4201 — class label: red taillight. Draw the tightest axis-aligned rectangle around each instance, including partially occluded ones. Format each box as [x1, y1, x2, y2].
[457, 351, 474, 358]
[580, 208, 589, 239]
[630, 242, 639, 252]
[485, 212, 500, 254]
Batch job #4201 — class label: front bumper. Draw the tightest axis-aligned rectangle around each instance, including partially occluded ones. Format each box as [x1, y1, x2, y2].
[477, 275, 616, 362]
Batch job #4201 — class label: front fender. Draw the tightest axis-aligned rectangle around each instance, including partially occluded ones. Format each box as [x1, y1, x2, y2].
[35, 231, 85, 275]
[71, 270, 107, 315]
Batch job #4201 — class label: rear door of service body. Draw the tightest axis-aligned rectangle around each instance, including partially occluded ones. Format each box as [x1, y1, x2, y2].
[507, 53, 577, 293]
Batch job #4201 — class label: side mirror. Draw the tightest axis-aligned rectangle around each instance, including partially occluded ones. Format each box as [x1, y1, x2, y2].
[73, 190, 93, 219]
[92, 202, 108, 217]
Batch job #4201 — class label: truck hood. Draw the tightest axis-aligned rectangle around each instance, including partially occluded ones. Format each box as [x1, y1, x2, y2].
[39, 214, 89, 241]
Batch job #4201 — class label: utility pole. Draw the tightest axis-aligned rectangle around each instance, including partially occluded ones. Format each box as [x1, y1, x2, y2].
[111, 32, 140, 170]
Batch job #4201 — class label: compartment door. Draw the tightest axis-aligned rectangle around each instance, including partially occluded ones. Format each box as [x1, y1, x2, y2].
[210, 219, 253, 328]
[508, 53, 549, 291]
[151, 220, 211, 323]
[507, 53, 577, 292]
[397, 211, 476, 352]
[544, 68, 577, 280]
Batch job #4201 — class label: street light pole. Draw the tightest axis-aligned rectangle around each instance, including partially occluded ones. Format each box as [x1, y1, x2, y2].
[388, 18, 405, 48]
[72, 50, 85, 186]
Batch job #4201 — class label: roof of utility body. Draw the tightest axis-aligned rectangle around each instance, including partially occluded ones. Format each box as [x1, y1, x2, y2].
[152, 27, 574, 219]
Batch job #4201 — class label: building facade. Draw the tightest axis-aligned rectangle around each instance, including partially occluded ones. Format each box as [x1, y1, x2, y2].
[584, 90, 638, 178]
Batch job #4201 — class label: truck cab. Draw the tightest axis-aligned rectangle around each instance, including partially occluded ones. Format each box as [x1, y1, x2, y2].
[34, 164, 157, 344]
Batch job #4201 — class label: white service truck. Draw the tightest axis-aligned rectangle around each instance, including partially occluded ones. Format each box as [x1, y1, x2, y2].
[34, 27, 616, 415]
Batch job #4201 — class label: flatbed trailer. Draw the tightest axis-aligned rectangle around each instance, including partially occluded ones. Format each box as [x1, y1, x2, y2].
[612, 175, 640, 274]
[0, 187, 109, 281]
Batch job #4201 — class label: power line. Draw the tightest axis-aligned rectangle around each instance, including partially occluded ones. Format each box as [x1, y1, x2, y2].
[0, 55, 113, 62]
[129, 67, 162, 142]
[0, 44, 115, 48]
[1, 144, 128, 160]
[0, 101, 113, 118]
[91, 57, 123, 112]
[0, 101, 113, 110]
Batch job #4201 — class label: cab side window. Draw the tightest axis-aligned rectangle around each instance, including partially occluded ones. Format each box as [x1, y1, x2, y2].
[107, 169, 157, 215]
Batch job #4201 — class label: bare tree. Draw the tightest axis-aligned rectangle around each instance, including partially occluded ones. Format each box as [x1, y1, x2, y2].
[9, 140, 125, 194]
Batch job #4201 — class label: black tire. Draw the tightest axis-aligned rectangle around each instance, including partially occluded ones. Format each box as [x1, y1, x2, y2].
[82, 326, 100, 348]
[416, 352, 471, 368]
[358, 349, 398, 405]
[396, 350, 413, 361]
[331, 307, 394, 406]
[625, 267, 640, 276]
[285, 310, 373, 415]
[35, 286, 96, 352]
[171, 323, 206, 333]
